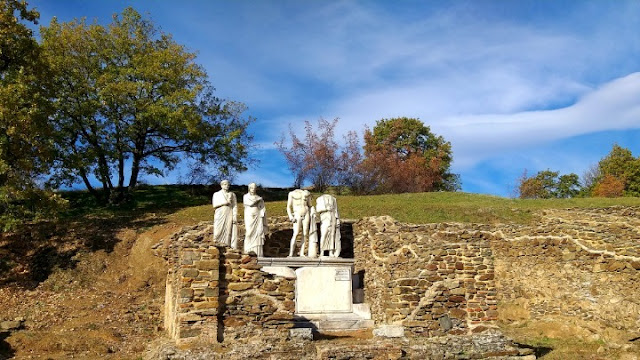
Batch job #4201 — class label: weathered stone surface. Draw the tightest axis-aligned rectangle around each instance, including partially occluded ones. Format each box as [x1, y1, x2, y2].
[181, 268, 199, 278]
[373, 325, 405, 338]
[196, 260, 218, 270]
[227, 282, 254, 291]
[193, 301, 218, 310]
[0, 320, 22, 331]
[288, 328, 313, 341]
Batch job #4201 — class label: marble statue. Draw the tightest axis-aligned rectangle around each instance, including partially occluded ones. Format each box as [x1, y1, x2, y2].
[212, 179, 238, 248]
[316, 194, 341, 257]
[287, 189, 312, 257]
[243, 183, 267, 256]
[307, 206, 319, 258]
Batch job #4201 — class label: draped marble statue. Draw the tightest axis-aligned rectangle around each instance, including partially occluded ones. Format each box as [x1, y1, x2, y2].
[287, 189, 312, 257]
[243, 183, 267, 256]
[212, 180, 238, 248]
[307, 206, 319, 258]
[316, 194, 341, 257]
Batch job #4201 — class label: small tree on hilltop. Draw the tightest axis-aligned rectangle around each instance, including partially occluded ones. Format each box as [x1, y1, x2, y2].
[336, 130, 367, 194]
[276, 118, 339, 192]
[592, 144, 640, 197]
[518, 169, 581, 199]
[592, 174, 625, 197]
[362, 117, 458, 193]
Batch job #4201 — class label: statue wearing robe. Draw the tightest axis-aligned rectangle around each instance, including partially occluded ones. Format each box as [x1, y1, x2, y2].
[212, 180, 238, 248]
[316, 194, 341, 257]
[243, 183, 267, 256]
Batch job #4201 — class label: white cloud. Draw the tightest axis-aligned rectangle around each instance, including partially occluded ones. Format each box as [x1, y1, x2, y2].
[442, 72, 640, 168]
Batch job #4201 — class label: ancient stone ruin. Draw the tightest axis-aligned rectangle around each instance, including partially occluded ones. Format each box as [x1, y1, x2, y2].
[154, 213, 548, 359]
[149, 198, 640, 359]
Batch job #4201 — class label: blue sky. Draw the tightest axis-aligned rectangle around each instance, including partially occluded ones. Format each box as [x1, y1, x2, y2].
[29, 0, 640, 196]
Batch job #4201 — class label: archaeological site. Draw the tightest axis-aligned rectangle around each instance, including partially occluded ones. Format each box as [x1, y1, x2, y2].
[148, 201, 640, 359]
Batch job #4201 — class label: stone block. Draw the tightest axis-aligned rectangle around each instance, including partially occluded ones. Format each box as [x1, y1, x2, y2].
[477, 273, 494, 281]
[397, 279, 418, 286]
[261, 280, 278, 291]
[180, 288, 194, 299]
[181, 268, 199, 278]
[278, 282, 295, 292]
[449, 308, 467, 319]
[228, 282, 254, 291]
[196, 260, 219, 270]
[289, 328, 313, 340]
[373, 325, 405, 338]
[204, 287, 218, 297]
[295, 266, 353, 314]
[194, 301, 218, 310]
[179, 328, 201, 338]
[191, 281, 209, 289]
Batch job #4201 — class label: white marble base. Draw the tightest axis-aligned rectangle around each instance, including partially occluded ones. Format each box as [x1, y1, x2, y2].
[295, 266, 352, 313]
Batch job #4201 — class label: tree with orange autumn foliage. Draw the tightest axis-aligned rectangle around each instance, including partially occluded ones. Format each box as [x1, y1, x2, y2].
[361, 117, 459, 194]
[592, 174, 625, 197]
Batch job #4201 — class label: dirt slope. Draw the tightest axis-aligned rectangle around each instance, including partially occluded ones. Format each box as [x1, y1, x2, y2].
[0, 219, 181, 360]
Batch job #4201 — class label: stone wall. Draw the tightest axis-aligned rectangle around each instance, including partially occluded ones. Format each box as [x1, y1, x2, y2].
[353, 209, 640, 342]
[491, 207, 640, 340]
[353, 216, 498, 337]
[158, 223, 297, 344]
[156, 206, 639, 358]
[219, 249, 296, 343]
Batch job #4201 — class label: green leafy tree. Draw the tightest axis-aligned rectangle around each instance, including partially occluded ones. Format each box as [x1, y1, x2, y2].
[556, 173, 581, 198]
[518, 169, 581, 199]
[593, 144, 640, 197]
[362, 117, 459, 193]
[41, 8, 254, 203]
[0, 0, 64, 229]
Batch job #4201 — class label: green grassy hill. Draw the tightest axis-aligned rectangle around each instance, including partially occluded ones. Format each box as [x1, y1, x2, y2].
[62, 185, 640, 225]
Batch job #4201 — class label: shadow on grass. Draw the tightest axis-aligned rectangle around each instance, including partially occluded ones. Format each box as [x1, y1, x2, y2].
[0, 184, 247, 289]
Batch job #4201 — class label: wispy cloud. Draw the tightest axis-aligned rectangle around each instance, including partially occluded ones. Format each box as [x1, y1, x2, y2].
[443, 73, 640, 168]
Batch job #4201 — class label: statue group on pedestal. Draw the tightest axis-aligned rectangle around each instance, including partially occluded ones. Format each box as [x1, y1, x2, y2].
[212, 180, 341, 258]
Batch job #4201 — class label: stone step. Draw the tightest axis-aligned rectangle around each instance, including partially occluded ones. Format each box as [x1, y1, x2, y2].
[293, 312, 374, 330]
[312, 318, 375, 330]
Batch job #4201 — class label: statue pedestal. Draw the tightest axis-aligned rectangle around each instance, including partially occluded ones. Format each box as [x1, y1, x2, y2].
[258, 257, 372, 329]
[295, 265, 352, 313]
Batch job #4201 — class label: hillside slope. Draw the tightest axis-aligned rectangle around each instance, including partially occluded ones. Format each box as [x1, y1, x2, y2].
[1, 187, 640, 359]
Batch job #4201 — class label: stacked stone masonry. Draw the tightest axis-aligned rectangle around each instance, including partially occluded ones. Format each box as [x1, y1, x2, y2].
[155, 206, 639, 358]
[353, 208, 639, 341]
[353, 216, 499, 337]
[158, 222, 297, 344]
[491, 207, 640, 335]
